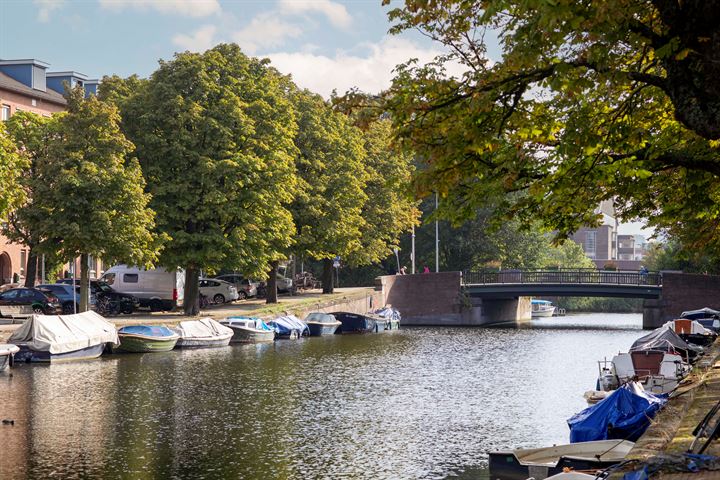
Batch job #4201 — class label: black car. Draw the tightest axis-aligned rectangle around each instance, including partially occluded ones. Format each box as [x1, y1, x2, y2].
[57, 279, 138, 315]
[0, 287, 62, 318]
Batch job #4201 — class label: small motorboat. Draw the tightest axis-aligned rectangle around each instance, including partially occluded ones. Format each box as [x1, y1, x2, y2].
[220, 317, 275, 343]
[115, 325, 179, 353]
[531, 299, 556, 318]
[331, 312, 377, 334]
[680, 307, 720, 333]
[172, 318, 233, 348]
[594, 350, 690, 395]
[568, 382, 667, 443]
[630, 327, 703, 363]
[0, 344, 19, 371]
[267, 315, 309, 339]
[9, 311, 119, 363]
[664, 319, 717, 346]
[488, 439, 634, 480]
[372, 306, 401, 330]
[304, 312, 341, 336]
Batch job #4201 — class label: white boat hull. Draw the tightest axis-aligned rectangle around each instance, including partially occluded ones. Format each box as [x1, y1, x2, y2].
[532, 307, 556, 318]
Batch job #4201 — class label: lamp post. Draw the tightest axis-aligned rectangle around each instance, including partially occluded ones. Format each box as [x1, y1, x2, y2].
[411, 224, 416, 274]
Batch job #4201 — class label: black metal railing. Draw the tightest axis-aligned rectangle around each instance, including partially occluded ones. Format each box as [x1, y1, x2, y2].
[463, 269, 662, 286]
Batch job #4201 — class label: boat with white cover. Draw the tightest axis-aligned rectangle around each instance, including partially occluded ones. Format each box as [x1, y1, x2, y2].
[489, 439, 634, 480]
[0, 344, 19, 371]
[8, 311, 119, 363]
[172, 318, 233, 348]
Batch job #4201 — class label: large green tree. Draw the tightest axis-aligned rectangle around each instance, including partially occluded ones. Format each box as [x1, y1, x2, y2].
[0, 122, 27, 230]
[4, 112, 59, 287]
[32, 88, 159, 310]
[116, 44, 298, 314]
[384, 0, 720, 254]
[290, 89, 368, 294]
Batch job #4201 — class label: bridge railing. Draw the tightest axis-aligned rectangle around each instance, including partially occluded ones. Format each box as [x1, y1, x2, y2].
[463, 269, 662, 286]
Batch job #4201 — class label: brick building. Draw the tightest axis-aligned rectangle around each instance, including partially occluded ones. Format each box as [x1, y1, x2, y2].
[0, 58, 102, 285]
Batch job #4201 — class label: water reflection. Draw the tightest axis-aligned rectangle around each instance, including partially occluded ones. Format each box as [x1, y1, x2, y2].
[0, 314, 643, 479]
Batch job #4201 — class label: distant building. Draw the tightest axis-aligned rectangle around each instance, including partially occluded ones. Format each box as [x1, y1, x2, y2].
[618, 234, 649, 261]
[0, 58, 102, 284]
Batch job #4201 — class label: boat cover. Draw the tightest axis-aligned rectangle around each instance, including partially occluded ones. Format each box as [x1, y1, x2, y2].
[268, 315, 309, 335]
[629, 327, 703, 357]
[175, 318, 233, 339]
[224, 316, 274, 331]
[118, 325, 178, 337]
[373, 306, 402, 322]
[8, 311, 119, 354]
[567, 383, 667, 443]
[304, 313, 339, 324]
[680, 307, 720, 320]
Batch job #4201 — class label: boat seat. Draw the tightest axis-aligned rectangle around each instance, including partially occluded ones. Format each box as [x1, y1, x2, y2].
[630, 351, 664, 376]
[674, 319, 692, 335]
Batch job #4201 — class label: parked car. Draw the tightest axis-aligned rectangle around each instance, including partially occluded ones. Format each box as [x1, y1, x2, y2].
[199, 278, 239, 304]
[257, 274, 294, 297]
[213, 274, 258, 299]
[37, 283, 84, 314]
[57, 279, 138, 314]
[0, 287, 62, 318]
[99, 265, 184, 312]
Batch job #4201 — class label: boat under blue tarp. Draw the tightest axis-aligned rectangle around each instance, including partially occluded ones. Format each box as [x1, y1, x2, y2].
[267, 315, 309, 338]
[568, 383, 667, 443]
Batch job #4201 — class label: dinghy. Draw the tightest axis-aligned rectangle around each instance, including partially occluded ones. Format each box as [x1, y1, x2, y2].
[8, 311, 119, 363]
[267, 315, 309, 339]
[220, 317, 275, 343]
[489, 439, 634, 480]
[304, 313, 341, 336]
[372, 306, 401, 331]
[331, 312, 377, 334]
[115, 325, 179, 353]
[172, 318, 233, 348]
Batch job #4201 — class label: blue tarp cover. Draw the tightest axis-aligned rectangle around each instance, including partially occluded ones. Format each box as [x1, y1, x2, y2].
[568, 383, 667, 443]
[267, 315, 309, 336]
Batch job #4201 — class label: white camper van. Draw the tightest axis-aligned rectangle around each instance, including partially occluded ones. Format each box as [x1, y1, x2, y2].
[100, 265, 184, 312]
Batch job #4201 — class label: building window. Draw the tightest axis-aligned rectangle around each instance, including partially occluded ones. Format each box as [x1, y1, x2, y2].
[585, 231, 597, 259]
[20, 250, 26, 276]
[1, 105, 9, 121]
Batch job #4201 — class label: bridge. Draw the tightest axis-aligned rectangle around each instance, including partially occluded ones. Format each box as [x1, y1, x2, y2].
[376, 270, 720, 329]
[463, 269, 662, 299]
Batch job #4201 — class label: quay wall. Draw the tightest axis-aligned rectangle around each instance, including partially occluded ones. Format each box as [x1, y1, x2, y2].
[644, 272, 720, 328]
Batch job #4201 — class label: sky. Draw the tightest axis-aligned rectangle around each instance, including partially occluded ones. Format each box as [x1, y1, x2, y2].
[0, 0, 653, 238]
[0, 0, 466, 98]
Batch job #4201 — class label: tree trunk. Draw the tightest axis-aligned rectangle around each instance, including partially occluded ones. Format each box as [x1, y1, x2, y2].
[322, 258, 334, 294]
[79, 253, 90, 312]
[266, 260, 278, 304]
[24, 248, 38, 288]
[184, 266, 200, 316]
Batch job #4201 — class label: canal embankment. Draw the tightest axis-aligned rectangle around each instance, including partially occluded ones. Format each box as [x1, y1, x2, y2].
[0, 286, 380, 343]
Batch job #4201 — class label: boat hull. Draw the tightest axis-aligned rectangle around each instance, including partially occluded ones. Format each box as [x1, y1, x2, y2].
[531, 307, 556, 318]
[0, 354, 11, 371]
[678, 333, 716, 346]
[332, 312, 376, 334]
[488, 453, 621, 480]
[175, 335, 232, 348]
[13, 343, 106, 363]
[227, 326, 275, 343]
[115, 334, 178, 353]
[307, 322, 340, 336]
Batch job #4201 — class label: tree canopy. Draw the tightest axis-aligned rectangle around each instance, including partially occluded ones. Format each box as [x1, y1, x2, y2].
[0, 121, 28, 224]
[384, 0, 720, 255]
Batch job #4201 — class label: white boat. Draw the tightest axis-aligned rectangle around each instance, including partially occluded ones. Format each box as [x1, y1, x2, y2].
[531, 299, 556, 317]
[220, 316, 275, 343]
[172, 318, 233, 348]
[595, 350, 690, 395]
[0, 344, 19, 371]
[489, 439, 634, 480]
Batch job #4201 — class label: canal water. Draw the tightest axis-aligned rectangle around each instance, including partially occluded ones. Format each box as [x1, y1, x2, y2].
[0, 313, 643, 479]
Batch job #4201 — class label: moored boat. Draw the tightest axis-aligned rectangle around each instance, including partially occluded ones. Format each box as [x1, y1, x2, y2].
[331, 311, 377, 334]
[304, 313, 341, 336]
[594, 349, 690, 395]
[0, 344, 19, 371]
[220, 317, 275, 343]
[489, 439, 634, 480]
[531, 299, 556, 318]
[172, 318, 233, 348]
[372, 306, 401, 330]
[267, 315, 309, 339]
[664, 319, 717, 346]
[115, 325, 179, 353]
[8, 311, 119, 363]
[680, 307, 720, 333]
[630, 327, 703, 363]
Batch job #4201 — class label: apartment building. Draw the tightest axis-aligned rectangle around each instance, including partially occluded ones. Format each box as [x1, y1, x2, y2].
[0, 58, 102, 284]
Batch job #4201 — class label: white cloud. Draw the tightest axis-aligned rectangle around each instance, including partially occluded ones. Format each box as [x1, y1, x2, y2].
[231, 13, 303, 54]
[98, 0, 220, 17]
[34, 0, 65, 22]
[173, 25, 217, 52]
[267, 36, 467, 98]
[278, 0, 351, 28]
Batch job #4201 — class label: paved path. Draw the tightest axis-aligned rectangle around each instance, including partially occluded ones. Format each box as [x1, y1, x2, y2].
[0, 287, 376, 342]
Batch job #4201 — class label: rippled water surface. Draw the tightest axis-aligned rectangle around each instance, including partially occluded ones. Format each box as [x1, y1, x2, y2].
[0, 313, 644, 479]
